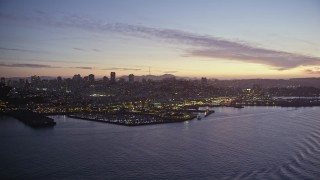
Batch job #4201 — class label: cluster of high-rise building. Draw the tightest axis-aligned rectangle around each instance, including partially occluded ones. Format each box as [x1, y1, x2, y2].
[0, 71, 136, 88]
[70, 72, 134, 84]
[72, 72, 119, 83]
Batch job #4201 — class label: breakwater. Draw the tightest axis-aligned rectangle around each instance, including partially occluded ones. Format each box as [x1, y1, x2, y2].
[8, 110, 56, 128]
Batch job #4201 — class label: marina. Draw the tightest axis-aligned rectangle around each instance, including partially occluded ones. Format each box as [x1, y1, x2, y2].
[67, 110, 215, 126]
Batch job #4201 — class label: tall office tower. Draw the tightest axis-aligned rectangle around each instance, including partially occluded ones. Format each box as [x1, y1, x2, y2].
[57, 76, 62, 89]
[103, 76, 109, 82]
[201, 77, 208, 86]
[57, 76, 62, 82]
[72, 74, 82, 82]
[110, 72, 116, 83]
[128, 74, 134, 83]
[88, 74, 95, 82]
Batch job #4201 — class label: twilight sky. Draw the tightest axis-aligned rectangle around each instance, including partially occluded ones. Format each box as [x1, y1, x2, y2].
[0, 0, 319, 79]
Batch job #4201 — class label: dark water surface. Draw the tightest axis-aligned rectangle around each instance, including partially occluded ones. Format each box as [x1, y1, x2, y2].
[1, 107, 320, 179]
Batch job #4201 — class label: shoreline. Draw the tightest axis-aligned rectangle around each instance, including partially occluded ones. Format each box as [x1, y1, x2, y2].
[1, 105, 318, 127]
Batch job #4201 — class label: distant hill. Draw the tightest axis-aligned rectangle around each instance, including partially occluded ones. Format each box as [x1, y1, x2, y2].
[120, 74, 176, 81]
[211, 78, 320, 88]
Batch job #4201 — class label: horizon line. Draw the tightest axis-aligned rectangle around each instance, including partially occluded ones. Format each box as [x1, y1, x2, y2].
[1, 74, 320, 81]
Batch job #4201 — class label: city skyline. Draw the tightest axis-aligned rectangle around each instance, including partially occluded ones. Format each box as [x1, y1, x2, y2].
[1, 0, 320, 79]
